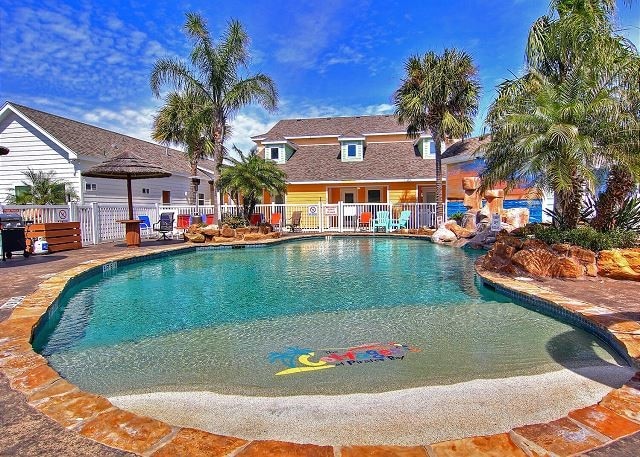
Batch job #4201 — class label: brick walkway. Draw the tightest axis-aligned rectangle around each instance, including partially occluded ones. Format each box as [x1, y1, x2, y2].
[1, 239, 640, 455]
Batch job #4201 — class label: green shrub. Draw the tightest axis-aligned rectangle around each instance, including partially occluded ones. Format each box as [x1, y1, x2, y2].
[449, 211, 465, 224]
[220, 213, 248, 228]
[519, 224, 638, 251]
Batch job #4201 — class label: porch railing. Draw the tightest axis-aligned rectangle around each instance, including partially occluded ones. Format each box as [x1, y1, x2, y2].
[2, 201, 444, 246]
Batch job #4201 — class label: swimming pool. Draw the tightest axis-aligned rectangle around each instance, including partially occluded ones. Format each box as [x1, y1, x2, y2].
[33, 238, 624, 397]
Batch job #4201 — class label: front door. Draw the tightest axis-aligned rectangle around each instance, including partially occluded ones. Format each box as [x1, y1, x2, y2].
[340, 187, 357, 203]
[162, 191, 171, 204]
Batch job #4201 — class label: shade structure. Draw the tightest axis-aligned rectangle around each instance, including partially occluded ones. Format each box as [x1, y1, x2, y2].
[82, 151, 172, 220]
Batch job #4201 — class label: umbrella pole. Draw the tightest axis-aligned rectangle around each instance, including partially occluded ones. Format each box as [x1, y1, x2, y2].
[127, 175, 134, 220]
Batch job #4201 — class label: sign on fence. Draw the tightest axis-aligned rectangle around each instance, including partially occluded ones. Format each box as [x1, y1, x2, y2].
[325, 206, 338, 216]
[57, 209, 69, 222]
[307, 205, 319, 216]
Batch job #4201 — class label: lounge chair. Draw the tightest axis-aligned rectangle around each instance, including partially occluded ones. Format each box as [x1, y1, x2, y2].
[357, 212, 372, 231]
[390, 210, 412, 231]
[138, 215, 153, 239]
[270, 213, 283, 232]
[286, 211, 302, 232]
[154, 212, 175, 240]
[371, 211, 390, 232]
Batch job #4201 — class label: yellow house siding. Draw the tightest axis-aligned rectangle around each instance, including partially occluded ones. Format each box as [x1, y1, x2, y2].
[285, 184, 326, 204]
[388, 182, 417, 203]
[365, 134, 411, 143]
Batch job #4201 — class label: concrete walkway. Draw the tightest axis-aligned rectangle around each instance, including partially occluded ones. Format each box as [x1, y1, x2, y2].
[1, 239, 639, 455]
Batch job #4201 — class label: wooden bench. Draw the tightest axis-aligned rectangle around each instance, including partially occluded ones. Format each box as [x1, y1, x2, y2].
[25, 222, 82, 253]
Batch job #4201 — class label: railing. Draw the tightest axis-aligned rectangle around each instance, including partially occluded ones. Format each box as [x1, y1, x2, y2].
[2, 202, 445, 246]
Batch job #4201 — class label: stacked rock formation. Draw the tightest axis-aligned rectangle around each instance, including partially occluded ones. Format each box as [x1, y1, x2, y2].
[183, 223, 281, 243]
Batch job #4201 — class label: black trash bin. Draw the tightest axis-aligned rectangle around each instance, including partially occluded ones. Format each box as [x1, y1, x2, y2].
[0, 214, 29, 261]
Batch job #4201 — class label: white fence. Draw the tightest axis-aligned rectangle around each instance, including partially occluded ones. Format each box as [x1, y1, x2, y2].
[2, 202, 444, 245]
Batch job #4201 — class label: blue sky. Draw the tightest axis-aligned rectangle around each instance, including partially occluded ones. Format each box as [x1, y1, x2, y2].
[1, 0, 638, 152]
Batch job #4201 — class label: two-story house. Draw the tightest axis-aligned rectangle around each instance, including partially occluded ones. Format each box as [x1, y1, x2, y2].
[252, 115, 447, 206]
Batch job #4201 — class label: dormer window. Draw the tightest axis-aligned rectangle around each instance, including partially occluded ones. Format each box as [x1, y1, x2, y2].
[415, 135, 442, 159]
[263, 141, 294, 164]
[347, 144, 357, 158]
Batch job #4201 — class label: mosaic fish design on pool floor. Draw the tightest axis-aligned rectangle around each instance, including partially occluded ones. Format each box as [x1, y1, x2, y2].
[268, 343, 420, 376]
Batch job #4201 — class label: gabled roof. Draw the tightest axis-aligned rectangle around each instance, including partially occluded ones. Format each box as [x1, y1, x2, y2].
[442, 135, 491, 163]
[258, 114, 412, 139]
[338, 129, 365, 140]
[2, 102, 216, 178]
[261, 142, 436, 182]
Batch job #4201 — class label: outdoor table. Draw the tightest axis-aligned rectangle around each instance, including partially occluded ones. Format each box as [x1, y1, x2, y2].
[117, 219, 142, 247]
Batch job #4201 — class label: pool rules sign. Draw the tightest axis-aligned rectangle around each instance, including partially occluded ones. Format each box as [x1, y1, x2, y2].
[490, 213, 501, 232]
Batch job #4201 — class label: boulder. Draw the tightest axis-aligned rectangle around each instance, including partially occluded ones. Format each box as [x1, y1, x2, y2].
[213, 236, 235, 243]
[511, 248, 557, 276]
[597, 249, 640, 281]
[522, 238, 550, 251]
[220, 225, 235, 238]
[570, 246, 597, 277]
[493, 241, 517, 260]
[477, 205, 491, 223]
[551, 243, 572, 256]
[431, 226, 457, 243]
[496, 234, 524, 250]
[461, 210, 478, 231]
[200, 226, 220, 238]
[548, 257, 583, 279]
[503, 208, 530, 229]
[236, 227, 249, 235]
[260, 225, 272, 234]
[184, 232, 206, 243]
[444, 220, 475, 239]
[482, 249, 516, 274]
[269, 231, 282, 239]
[243, 233, 265, 241]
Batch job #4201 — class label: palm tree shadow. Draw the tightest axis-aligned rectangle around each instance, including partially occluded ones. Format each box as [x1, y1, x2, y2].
[546, 329, 635, 389]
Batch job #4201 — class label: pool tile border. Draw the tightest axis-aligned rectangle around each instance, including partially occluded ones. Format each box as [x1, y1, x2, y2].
[0, 236, 639, 456]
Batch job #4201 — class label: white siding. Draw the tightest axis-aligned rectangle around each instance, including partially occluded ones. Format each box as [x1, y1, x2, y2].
[340, 141, 364, 162]
[78, 159, 195, 205]
[0, 113, 81, 202]
[0, 110, 205, 206]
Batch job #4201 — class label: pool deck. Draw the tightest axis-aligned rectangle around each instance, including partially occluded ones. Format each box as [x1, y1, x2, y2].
[1, 235, 640, 456]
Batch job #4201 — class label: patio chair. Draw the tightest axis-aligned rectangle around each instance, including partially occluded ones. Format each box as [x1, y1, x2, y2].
[286, 211, 302, 232]
[371, 211, 390, 233]
[249, 213, 263, 226]
[390, 210, 412, 232]
[270, 213, 283, 232]
[138, 215, 153, 239]
[153, 212, 175, 240]
[357, 212, 372, 231]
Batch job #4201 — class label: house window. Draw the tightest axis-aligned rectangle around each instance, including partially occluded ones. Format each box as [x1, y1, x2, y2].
[142, 188, 150, 194]
[367, 189, 381, 203]
[429, 141, 437, 155]
[341, 141, 363, 162]
[198, 193, 205, 206]
[347, 144, 356, 157]
[270, 147, 280, 160]
[85, 183, 97, 192]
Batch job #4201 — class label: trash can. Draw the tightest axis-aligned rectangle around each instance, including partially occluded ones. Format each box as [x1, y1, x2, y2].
[205, 214, 216, 225]
[191, 215, 203, 225]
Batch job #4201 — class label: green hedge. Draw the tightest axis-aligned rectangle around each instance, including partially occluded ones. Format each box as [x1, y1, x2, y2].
[519, 225, 638, 252]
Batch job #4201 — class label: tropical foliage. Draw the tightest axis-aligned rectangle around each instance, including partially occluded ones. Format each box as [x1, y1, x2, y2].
[482, 0, 640, 229]
[518, 224, 637, 251]
[5, 169, 77, 205]
[393, 49, 480, 223]
[218, 147, 287, 219]
[150, 13, 278, 212]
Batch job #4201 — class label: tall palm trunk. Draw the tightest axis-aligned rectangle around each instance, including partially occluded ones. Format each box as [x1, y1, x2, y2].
[434, 133, 444, 225]
[591, 165, 635, 230]
[189, 160, 198, 205]
[553, 177, 583, 229]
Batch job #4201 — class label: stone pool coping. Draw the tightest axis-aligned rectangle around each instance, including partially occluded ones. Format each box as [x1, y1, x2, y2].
[0, 234, 638, 456]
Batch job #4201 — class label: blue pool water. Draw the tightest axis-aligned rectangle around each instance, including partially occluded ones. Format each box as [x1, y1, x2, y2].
[34, 238, 622, 396]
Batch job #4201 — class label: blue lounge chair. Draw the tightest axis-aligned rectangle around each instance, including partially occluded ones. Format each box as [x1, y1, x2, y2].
[371, 211, 390, 232]
[390, 210, 411, 231]
[138, 215, 152, 239]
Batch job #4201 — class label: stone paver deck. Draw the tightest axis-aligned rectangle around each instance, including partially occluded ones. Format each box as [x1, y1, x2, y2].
[1, 236, 640, 456]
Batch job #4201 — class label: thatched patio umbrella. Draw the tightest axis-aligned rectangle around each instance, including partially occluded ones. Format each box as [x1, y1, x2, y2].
[82, 151, 171, 246]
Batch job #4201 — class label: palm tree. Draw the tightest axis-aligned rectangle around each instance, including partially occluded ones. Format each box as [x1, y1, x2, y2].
[150, 13, 278, 216]
[152, 90, 212, 204]
[393, 49, 480, 223]
[218, 147, 287, 218]
[5, 169, 78, 204]
[482, 0, 640, 229]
